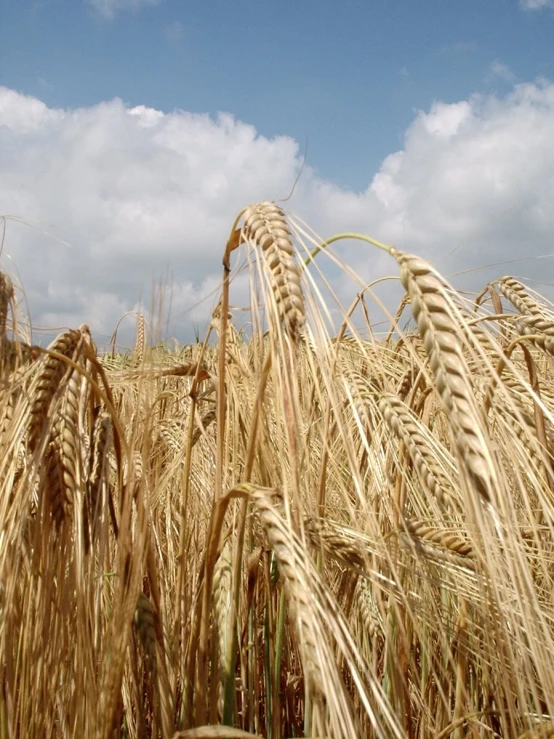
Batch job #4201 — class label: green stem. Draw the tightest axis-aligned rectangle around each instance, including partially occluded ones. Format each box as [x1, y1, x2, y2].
[303, 232, 396, 268]
[272, 588, 286, 739]
[264, 606, 273, 739]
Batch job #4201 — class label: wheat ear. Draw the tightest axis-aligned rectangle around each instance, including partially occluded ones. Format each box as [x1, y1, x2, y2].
[28, 329, 82, 452]
[134, 312, 145, 365]
[212, 540, 232, 720]
[241, 201, 305, 342]
[497, 276, 554, 355]
[378, 392, 459, 512]
[497, 277, 550, 318]
[87, 411, 112, 539]
[395, 253, 496, 505]
[44, 365, 82, 525]
[134, 592, 157, 674]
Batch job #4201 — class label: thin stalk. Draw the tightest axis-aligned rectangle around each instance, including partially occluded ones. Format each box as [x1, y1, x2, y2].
[195, 219, 245, 725]
[223, 354, 273, 724]
[264, 553, 274, 738]
[272, 588, 286, 739]
[303, 232, 395, 268]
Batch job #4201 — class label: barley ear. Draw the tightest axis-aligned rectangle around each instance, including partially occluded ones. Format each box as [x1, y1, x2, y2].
[241, 201, 305, 344]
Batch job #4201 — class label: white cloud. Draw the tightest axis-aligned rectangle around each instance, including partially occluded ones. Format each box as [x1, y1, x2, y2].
[520, 0, 554, 9]
[490, 60, 517, 83]
[88, 0, 162, 20]
[2, 80, 554, 345]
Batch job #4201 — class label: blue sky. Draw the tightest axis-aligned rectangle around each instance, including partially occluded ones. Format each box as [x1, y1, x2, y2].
[1, 0, 554, 342]
[3, 0, 553, 189]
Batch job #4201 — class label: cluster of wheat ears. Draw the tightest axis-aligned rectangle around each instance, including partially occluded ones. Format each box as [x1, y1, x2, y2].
[1, 202, 554, 738]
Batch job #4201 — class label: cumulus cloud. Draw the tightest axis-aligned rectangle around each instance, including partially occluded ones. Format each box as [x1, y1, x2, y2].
[88, 0, 163, 20]
[2, 80, 554, 344]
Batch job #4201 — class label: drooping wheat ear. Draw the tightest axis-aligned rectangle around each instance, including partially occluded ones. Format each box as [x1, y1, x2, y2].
[245, 486, 325, 696]
[493, 398, 553, 472]
[304, 516, 370, 572]
[43, 443, 67, 525]
[397, 368, 415, 400]
[463, 309, 503, 361]
[191, 408, 216, 448]
[116, 361, 209, 382]
[346, 370, 379, 437]
[245, 486, 369, 737]
[355, 577, 384, 644]
[123, 449, 144, 503]
[402, 519, 473, 556]
[0, 385, 14, 441]
[378, 392, 459, 512]
[134, 592, 157, 674]
[28, 328, 82, 452]
[0, 360, 28, 436]
[134, 312, 145, 365]
[241, 201, 305, 342]
[0, 363, 31, 490]
[398, 531, 476, 571]
[395, 253, 496, 504]
[157, 418, 185, 456]
[212, 540, 232, 719]
[512, 314, 554, 357]
[1, 338, 40, 377]
[497, 277, 549, 318]
[501, 374, 554, 412]
[497, 277, 554, 355]
[87, 411, 112, 536]
[44, 365, 83, 525]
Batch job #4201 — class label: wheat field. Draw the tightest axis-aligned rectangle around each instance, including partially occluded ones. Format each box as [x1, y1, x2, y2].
[1, 202, 554, 738]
